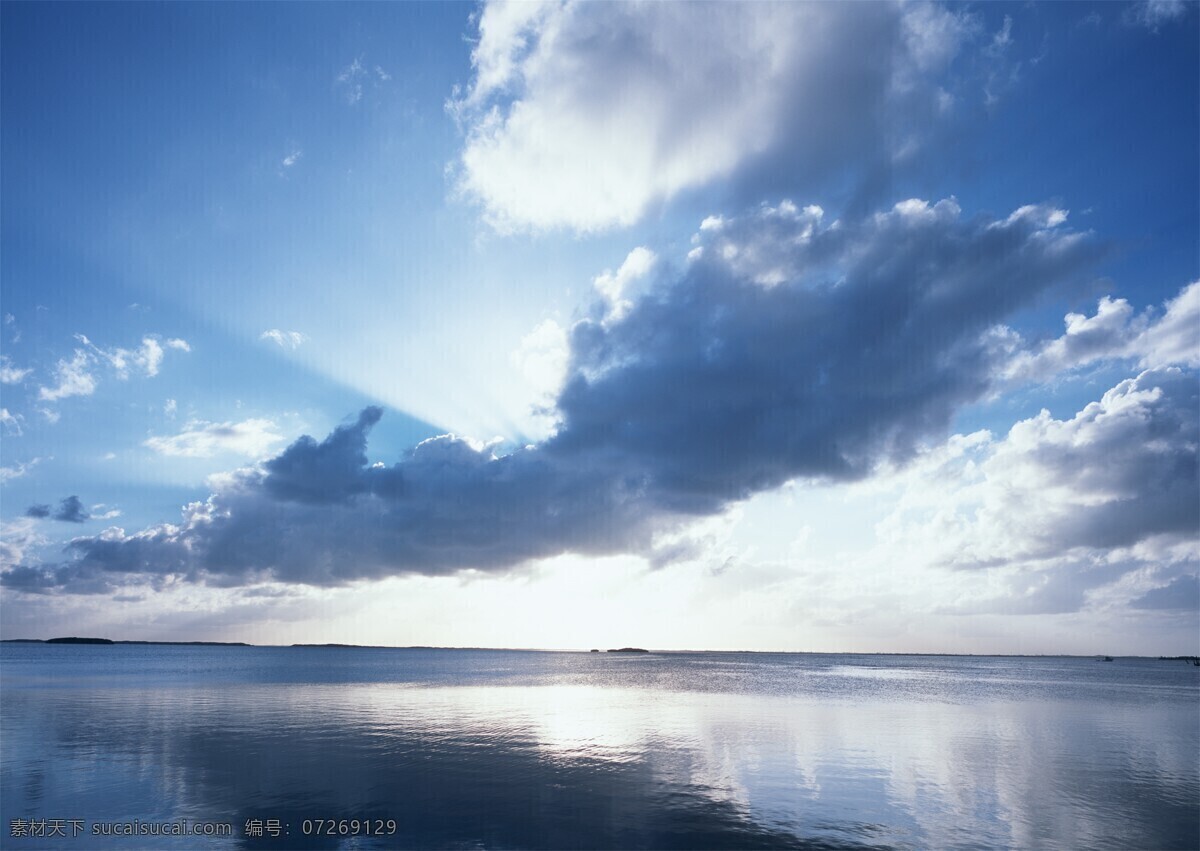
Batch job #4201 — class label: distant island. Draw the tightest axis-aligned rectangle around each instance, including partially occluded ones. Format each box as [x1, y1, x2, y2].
[290, 643, 440, 649]
[3, 637, 251, 646]
[607, 647, 650, 654]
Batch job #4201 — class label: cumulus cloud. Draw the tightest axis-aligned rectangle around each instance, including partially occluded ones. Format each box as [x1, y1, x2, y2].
[999, 279, 1200, 383]
[38, 334, 188, 402]
[144, 419, 283, 459]
[943, 369, 1194, 566]
[5, 198, 1117, 593]
[260, 329, 308, 350]
[25, 504, 50, 519]
[38, 350, 97, 401]
[451, 1, 980, 232]
[547, 198, 1096, 511]
[593, 247, 656, 322]
[0, 356, 31, 384]
[872, 367, 1198, 615]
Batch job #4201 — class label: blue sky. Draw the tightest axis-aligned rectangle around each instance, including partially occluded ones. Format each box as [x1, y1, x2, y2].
[2, 1, 1196, 653]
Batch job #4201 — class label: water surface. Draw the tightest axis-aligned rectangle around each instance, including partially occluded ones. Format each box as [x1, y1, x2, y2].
[2, 646, 1197, 849]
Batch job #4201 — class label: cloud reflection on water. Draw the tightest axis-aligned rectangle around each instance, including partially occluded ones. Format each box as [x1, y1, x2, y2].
[3, 659, 1198, 850]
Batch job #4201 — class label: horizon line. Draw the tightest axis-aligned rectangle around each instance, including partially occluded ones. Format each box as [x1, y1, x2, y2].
[3, 637, 1198, 659]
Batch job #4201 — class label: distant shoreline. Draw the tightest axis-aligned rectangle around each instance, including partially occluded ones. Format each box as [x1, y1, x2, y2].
[2, 638, 1196, 659]
[2, 637, 253, 646]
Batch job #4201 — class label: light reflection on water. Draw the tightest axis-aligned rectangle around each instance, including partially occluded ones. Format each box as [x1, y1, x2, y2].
[1, 646, 1197, 849]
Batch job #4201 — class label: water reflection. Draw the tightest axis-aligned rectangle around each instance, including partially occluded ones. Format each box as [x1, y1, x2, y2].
[1, 649, 1197, 849]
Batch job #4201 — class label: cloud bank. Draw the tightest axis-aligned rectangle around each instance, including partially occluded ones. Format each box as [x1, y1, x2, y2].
[11, 197, 1176, 595]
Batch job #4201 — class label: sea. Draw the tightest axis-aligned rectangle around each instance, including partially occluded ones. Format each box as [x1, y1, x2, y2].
[1, 644, 1197, 850]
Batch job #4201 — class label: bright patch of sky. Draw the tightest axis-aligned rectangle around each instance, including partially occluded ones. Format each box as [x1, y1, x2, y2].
[1, 2, 1196, 653]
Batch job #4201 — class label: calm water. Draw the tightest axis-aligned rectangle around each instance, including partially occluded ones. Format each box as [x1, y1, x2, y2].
[1, 645, 1196, 850]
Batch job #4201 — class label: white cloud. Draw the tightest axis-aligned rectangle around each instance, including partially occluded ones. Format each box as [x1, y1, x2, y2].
[79, 334, 165, 378]
[593, 247, 655, 321]
[0, 457, 42, 485]
[144, 418, 283, 459]
[999, 279, 1200, 383]
[0, 356, 31, 384]
[260, 329, 308, 350]
[38, 407, 61, 424]
[0, 408, 23, 436]
[871, 367, 1197, 612]
[281, 150, 302, 168]
[1130, 0, 1188, 29]
[37, 333, 187, 403]
[900, 1, 979, 74]
[335, 57, 390, 105]
[0, 517, 44, 569]
[451, 2, 978, 232]
[90, 504, 123, 521]
[511, 318, 569, 403]
[1132, 280, 1200, 368]
[38, 350, 97, 401]
[337, 58, 366, 103]
[165, 399, 178, 417]
[985, 15, 1014, 58]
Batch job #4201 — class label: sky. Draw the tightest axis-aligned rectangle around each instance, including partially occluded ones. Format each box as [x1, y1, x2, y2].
[1, 1, 1197, 654]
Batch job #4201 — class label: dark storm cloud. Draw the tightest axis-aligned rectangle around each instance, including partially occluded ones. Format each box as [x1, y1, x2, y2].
[52, 417, 664, 592]
[53, 496, 89, 523]
[3, 199, 1117, 592]
[261, 407, 383, 504]
[549, 200, 1096, 510]
[24, 497, 89, 522]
